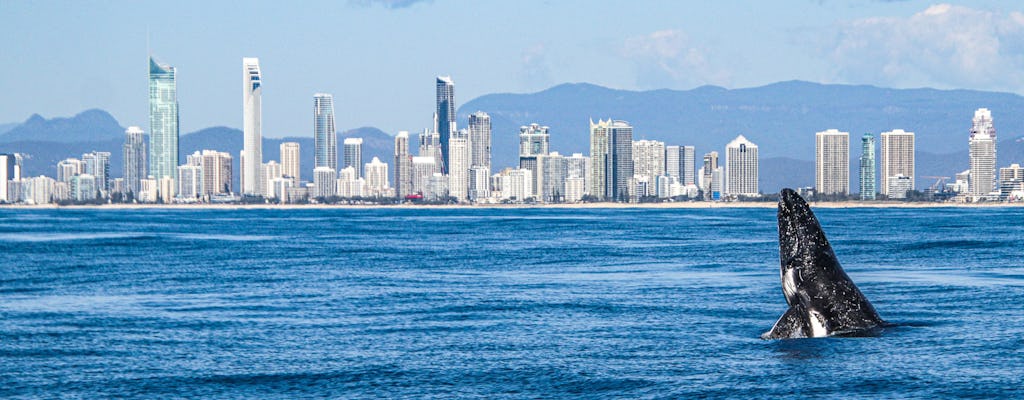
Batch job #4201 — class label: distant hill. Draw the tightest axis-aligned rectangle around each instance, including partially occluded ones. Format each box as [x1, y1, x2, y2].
[459, 81, 1024, 190]
[0, 122, 17, 135]
[0, 109, 125, 144]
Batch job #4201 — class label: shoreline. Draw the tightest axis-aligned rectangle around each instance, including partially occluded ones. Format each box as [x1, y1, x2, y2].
[3, 201, 1022, 210]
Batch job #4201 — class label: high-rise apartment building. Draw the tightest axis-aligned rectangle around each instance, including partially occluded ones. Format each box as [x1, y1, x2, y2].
[242, 57, 263, 195]
[700, 151, 719, 197]
[538, 152, 567, 203]
[343, 138, 363, 179]
[260, 161, 281, 198]
[123, 126, 146, 196]
[394, 131, 412, 198]
[860, 133, 876, 200]
[313, 93, 337, 170]
[313, 166, 337, 199]
[567, 153, 590, 195]
[177, 164, 203, 200]
[519, 123, 550, 197]
[605, 120, 634, 202]
[436, 76, 456, 174]
[280, 142, 300, 182]
[149, 56, 179, 182]
[418, 129, 442, 169]
[468, 111, 491, 174]
[411, 156, 436, 195]
[725, 135, 758, 196]
[589, 119, 609, 200]
[681, 146, 695, 186]
[364, 157, 389, 197]
[815, 129, 849, 196]
[633, 140, 665, 185]
[969, 108, 997, 198]
[81, 151, 111, 194]
[187, 150, 232, 196]
[665, 145, 680, 179]
[880, 129, 915, 197]
[448, 133, 469, 202]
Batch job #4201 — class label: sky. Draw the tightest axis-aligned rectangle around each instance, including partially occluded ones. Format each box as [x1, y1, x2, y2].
[1, 0, 1022, 137]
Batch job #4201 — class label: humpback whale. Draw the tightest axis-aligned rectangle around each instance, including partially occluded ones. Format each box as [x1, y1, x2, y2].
[762, 188, 886, 339]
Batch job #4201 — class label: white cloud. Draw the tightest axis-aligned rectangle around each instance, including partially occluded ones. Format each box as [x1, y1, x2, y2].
[826, 4, 1024, 91]
[621, 29, 731, 89]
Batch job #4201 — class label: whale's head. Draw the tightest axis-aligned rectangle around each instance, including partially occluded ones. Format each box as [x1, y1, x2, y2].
[777, 188, 833, 304]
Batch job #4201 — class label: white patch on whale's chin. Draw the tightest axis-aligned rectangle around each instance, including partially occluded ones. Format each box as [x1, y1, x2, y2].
[808, 310, 829, 337]
[783, 268, 797, 301]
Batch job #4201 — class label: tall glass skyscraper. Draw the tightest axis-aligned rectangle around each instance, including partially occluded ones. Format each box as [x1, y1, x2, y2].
[606, 120, 634, 202]
[859, 133, 876, 200]
[242, 58, 263, 195]
[313, 93, 337, 171]
[969, 108, 996, 198]
[436, 76, 455, 174]
[149, 57, 178, 182]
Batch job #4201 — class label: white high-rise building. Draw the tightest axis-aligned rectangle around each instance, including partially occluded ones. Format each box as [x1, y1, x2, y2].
[567, 153, 590, 195]
[665, 145, 680, 179]
[411, 156, 436, 196]
[538, 152, 567, 203]
[969, 108, 997, 198]
[313, 167, 337, 199]
[280, 142, 300, 182]
[448, 133, 469, 202]
[260, 161, 282, 198]
[343, 138, 363, 178]
[633, 139, 665, 184]
[815, 129, 850, 196]
[188, 150, 232, 196]
[725, 135, 759, 196]
[469, 166, 490, 202]
[880, 129, 915, 197]
[81, 151, 111, 195]
[25, 176, 55, 205]
[364, 157, 390, 197]
[242, 57, 263, 195]
[176, 164, 203, 201]
[394, 131, 412, 198]
[589, 119, 609, 200]
[501, 168, 532, 202]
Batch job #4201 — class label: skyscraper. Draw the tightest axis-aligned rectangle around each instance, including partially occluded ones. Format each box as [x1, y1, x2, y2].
[468, 111, 491, 173]
[589, 119, 610, 200]
[725, 135, 758, 196]
[123, 126, 146, 196]
[633, 139, 665, 185]
[605, 120, 634, 202]
[538, 152, 567, 203]
[969, 108, 997, 198]
[860, 133, 876, 200]
[242, 57, 263, 195]
[519, 123, 550, 197]
[815, 129, 849, 196]
[81, 151, 111, 195]
[448, 132, 469, 202]
[880, 129, 915, 197]
[665, 145, 680, 179]
[700, 151, 719, 198]
[436, 76, 456, 174]
[313, 166, 337, 199]
[418, 129, 442, 169]
[681, 146, 695, 186]
[343, 138, 363, 179]
[394, 131, 412, 198]
[189, 150, 232, 196]
[364, 157, 389, 197]
[313, 93, 337, 171]
[149, 56, 178, 182]
[280, 142, 300, 182]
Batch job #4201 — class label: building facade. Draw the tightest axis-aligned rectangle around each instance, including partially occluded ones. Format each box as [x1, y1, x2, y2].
[313, 93, 337, 170]
[242, 57, 263, 195]
[815, 129, 849, 196]
[969, 108, 997, 198]
[468, 111, 491, 174]
[725, 135, 758, 196]
[880, 129, 915, 197]
[394, 131, 412, 198]
[605, 120, 634, 202]
[343, 138, 363, 179]
[149, 57, 179, 182]
[123, 126, 147, 195]
[860, 133, 876, 200]
[436, 76, 455, 174]
[280, 142, 300, 182]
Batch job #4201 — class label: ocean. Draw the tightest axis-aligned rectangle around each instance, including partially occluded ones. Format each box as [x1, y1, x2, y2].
[1, 207, 1022, 398]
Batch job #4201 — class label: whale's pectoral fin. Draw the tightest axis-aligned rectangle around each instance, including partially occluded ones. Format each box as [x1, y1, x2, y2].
[761, 304, 809, 340]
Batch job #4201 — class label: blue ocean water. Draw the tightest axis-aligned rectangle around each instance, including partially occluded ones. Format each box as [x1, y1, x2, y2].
[0, 207, 1022, 398]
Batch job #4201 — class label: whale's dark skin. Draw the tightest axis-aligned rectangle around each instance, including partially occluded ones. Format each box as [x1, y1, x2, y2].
[762, 188, 886, 339]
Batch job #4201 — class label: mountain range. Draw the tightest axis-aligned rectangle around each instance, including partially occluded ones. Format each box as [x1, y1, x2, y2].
[2, 81, 1023, 193]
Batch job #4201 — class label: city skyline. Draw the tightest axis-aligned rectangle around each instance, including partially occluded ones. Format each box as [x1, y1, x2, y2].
[3, 2, 1024, 138]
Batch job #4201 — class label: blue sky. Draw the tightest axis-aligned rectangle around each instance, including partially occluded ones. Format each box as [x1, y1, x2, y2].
[1, 0, 1021, 137]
